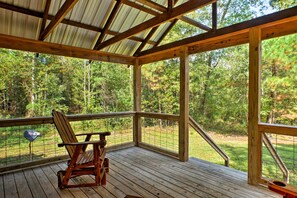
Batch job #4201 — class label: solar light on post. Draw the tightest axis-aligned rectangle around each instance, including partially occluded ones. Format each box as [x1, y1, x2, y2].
[24, 130, 41, 160]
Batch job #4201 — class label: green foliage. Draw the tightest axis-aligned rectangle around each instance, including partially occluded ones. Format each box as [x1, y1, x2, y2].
[0, 51, 132, 118]
[269, 0, 297, 9]
[261, 34, 297, 125]
[142, 59, 180, 115]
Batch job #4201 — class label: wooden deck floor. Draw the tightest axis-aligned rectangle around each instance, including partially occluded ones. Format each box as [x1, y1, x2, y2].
[0, 147, 280, 198]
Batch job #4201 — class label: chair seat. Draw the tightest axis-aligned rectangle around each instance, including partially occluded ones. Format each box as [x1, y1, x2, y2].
[77, 150, 94, 164]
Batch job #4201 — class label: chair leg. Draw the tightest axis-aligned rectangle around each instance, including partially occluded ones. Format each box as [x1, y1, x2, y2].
[57, 170, 66, 189]
[100, 168, 107, 185]
[104, 158, 109, 173]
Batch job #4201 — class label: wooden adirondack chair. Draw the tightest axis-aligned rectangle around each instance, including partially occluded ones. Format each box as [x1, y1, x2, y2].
[52, 110, 111, 189]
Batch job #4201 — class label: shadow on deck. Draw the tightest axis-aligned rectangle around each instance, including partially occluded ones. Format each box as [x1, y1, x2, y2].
[0, 147, 280, 198]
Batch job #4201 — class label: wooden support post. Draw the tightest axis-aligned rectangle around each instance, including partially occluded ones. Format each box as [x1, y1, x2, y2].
[133, 59, 142, 146]
[248, 27, 262, 185]
[179, 47, 189, 162]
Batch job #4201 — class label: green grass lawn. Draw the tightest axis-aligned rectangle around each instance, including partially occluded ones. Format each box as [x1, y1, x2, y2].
[189, 129, 297, 185]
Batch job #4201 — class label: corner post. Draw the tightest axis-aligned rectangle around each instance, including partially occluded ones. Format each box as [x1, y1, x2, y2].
[179, 47, 189, 161]
[248, 27, 262, 185]
[133, 59, 142, 146]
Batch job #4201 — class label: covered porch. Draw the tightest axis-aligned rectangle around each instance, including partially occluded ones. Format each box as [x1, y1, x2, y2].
[0, 0, 297, 197]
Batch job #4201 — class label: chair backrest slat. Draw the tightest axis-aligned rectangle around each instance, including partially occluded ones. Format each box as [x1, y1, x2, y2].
[52, 110, 78, 157]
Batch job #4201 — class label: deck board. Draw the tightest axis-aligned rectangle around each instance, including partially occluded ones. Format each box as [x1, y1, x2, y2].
[23, 169, 47, 198]
[0, 147, 281, 198]
[127, 148, 265, 197]
[3, 173, 18, 198]
[13, 171, 33, 198]
[0, 174, 4, 198]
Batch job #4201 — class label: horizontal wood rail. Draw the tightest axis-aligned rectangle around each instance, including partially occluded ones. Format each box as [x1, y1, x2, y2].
[137, 112, 180, 121]
[0, 111, 136, 127]
[189, 116, 230, 167]
[258, 123, 297, 136]
[138, 142, 179, 159]
[0, 155, 70, 174]
[262, 133, 289, 183]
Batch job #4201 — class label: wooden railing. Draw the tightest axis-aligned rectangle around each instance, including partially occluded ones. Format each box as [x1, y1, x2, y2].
[0, 111, 232, 172]
[0, 111, 135, 127]
[138, 112, 180, 158]
[189, 116, 230, 167]
[259, 123, 297, 184]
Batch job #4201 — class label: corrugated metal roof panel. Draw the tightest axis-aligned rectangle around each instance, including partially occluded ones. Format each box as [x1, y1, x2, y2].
[0, 9, 41, 40]
[0, 0, 196, 56]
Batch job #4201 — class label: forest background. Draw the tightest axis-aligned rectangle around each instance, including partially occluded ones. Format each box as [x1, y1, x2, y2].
[0, 0, 296, 136]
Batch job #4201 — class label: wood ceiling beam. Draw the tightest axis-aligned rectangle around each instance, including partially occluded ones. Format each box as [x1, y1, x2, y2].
[0, 2, 156, 45]
[93, 0, 124, 50]
[135, 0, 211, 30]
[124, 1, 161, 16]
[39, 0, 79, 40]
[212, 2, 217, 30]
[168, 0, 173, 10]
[138, 6, 297, 64]
[136, 0, 167, 12]
[133, 26, 158, 56]
[96, 0, 216, 50]
[133, 0, 178, 56]
[154, 19, 178, 47]
[39, 0, 52, 39]
[180, 17, 211, 31]
[0, 34, 135, 65]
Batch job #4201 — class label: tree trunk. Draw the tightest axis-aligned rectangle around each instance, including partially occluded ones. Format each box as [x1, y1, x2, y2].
[200, 53, 213, 116]
[267, 62, 277, 124]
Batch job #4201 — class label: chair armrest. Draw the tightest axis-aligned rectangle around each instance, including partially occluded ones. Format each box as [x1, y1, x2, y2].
[58, 140, 106, 147]
[75, 132, 111, 137]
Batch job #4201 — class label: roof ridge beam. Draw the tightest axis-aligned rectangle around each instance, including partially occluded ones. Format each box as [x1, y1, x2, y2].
[96, 0, 216, 50]
[39, 0, 79, 40]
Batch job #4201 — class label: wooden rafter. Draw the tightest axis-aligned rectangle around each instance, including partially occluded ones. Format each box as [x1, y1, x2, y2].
[0, 2, 156, 45]
[154, 19, 178, 47]
[136, 0, 166, 12]
[212, 2, 217, 30]
[39, 0, 79, 40]
[123, 1, 161, 16]
[39, 0, 52, 38]
[138, 6, 297, 64]
[180, 17, 211, 31]
[133, 0, 178, 56]
[0, 34, 135, 65]
[93, 0, 124, 50]
[96, 0, 216, 50]
[136, 0, 211, 30]
[168, 0, 173, 10]
[133, 26, 158, 56]
[125, 0, 213, 53]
